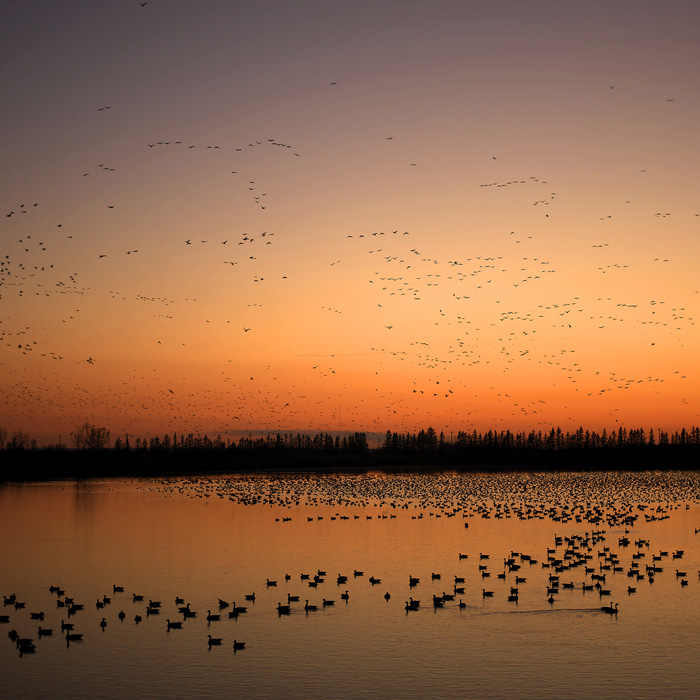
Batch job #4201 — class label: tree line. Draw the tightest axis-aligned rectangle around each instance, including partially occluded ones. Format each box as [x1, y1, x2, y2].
[110, 431, 370, 453]
[0, 424, 370, 453]
[1, 424, 699, 453]
[1, 423, 698, 481]
[382, 426, 700, 451]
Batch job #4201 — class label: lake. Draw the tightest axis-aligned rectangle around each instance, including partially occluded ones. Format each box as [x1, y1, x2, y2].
[1, 470, 699, 699]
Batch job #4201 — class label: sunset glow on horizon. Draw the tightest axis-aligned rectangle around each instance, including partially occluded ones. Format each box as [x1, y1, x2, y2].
[2, 1, 699, 445]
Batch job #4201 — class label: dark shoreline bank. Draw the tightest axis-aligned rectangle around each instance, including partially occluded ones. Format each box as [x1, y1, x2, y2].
[1, 444, 698, 482]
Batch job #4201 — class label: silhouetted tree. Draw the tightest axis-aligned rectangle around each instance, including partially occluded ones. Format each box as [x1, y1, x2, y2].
[72, 422, 110, 450]
[8, 429, 31, 449]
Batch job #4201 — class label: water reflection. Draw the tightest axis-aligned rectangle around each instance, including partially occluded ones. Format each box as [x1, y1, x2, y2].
[1, 471, 699, 700]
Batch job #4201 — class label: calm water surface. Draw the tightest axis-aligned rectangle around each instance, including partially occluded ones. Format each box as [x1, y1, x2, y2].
[1, 470, 699, 699]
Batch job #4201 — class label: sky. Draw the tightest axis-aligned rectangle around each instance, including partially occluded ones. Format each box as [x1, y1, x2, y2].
[1, 0, 699, 445]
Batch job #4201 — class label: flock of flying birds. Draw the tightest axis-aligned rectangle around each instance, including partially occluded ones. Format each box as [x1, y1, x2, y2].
[1, 22, 698, 444]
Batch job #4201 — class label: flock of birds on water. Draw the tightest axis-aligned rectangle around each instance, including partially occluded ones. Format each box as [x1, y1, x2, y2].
[4, 539, 698, 658]
[4, 471, 699, 659]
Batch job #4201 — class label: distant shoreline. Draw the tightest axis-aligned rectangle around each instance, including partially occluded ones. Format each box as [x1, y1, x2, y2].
[1, 444, 698, 483]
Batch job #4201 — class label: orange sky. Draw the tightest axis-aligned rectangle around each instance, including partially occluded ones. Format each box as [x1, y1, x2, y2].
[1, 1, 699, 445]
